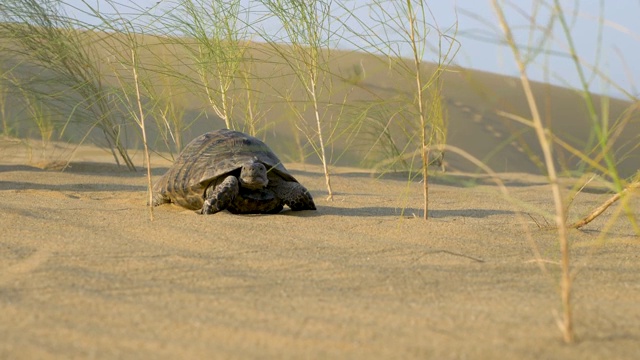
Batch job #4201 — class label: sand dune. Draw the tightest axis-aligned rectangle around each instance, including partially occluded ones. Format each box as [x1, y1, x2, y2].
[1, 138, 639, 359]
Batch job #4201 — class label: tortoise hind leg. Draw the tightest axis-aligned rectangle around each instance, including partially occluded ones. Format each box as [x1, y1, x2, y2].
[273, 181, 316, 211]
[151, 191, 171, 206]
[201, 175, 239, 214]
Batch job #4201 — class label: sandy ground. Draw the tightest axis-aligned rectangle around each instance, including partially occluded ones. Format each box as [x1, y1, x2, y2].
[1, 137, 639, 359]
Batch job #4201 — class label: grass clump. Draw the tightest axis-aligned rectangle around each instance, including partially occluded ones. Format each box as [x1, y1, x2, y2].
[256, 0, 337, 200]
[0, 0, 135, 169]
[337, 1, 458, 218]
[160, 0, 249, 131]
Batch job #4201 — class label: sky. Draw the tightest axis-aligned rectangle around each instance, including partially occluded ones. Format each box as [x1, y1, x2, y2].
[449, 0, 640, 99]
[61, 0, 640, 99]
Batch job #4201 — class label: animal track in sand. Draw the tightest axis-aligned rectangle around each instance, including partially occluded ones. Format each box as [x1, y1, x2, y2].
[447, 98, 527, 155]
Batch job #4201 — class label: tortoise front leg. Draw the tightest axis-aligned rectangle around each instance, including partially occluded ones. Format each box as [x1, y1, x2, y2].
[272, 181, 316, 211]
[201, 175, 239, 214]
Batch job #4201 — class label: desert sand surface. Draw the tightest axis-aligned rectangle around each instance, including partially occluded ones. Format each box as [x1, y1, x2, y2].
[1, 137, 639, 359]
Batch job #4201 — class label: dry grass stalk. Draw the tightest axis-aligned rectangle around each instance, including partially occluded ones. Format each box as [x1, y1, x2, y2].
[571, 180, 639, 229]
[491, 0, 574, 343]
[130, 47, 154, 221]
[406, 0, 430, 219]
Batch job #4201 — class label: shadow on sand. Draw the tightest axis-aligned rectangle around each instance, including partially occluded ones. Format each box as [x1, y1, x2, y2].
[0, 163, 169, 177]
[281, 205, 514, 219]
[0, 180, 146, 192]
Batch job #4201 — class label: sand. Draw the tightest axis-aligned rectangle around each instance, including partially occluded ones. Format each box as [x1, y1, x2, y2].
[1, 137, 639, 359]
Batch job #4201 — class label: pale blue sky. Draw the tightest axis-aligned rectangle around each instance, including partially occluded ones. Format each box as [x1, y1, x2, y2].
[63, 0, 640, 99]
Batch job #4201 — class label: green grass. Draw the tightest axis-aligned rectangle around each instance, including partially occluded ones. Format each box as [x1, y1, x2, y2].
[2, 6, 635, 175]
[0, 0, 137, 169]
[256, 0, 337, 200]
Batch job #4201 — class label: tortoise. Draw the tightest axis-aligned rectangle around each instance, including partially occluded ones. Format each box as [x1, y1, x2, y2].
[152, 129, 316, 215]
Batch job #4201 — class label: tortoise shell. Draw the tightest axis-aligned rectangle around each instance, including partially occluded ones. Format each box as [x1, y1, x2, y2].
[152, 129, 299, 210]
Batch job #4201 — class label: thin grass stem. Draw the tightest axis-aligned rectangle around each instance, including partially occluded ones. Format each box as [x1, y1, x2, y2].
[492, 0, 573, 343]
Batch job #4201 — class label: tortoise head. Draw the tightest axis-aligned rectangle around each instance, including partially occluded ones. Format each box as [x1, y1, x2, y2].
[238, 159, 269, 190]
